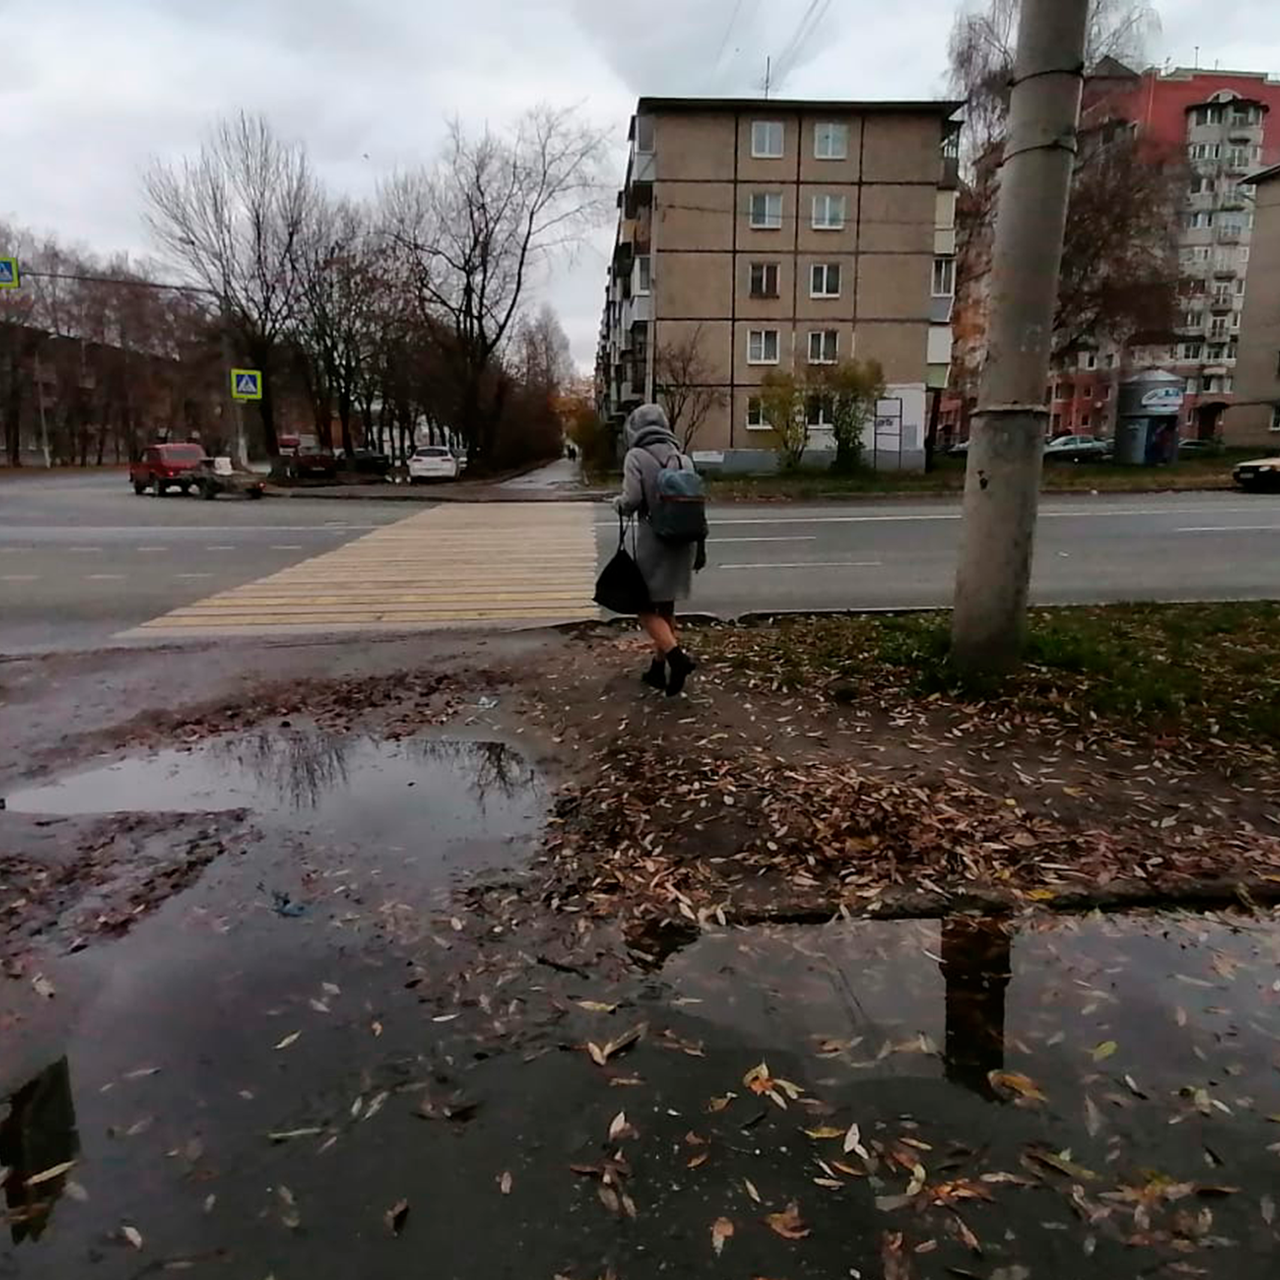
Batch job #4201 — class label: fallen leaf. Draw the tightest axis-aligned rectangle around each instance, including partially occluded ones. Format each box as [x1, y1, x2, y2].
[64, 1181, 89, 1202]
[498, 1171, 513, 1195]
[803, 1126, 845, 1141]
[687, 1152, 709, 1169]
[25, 1161, 76, 1187]
[384, 1199, 410, 1236]
[1028, 1149, 1098, 1181]
[744, 1178, 761, 1203]
[711, 1217, 734, 1257]
[843, 1122, 870, 1158]
[587, 1023, 646, 1066]
[708, 1095, 733, 1113]
[765, 1200, 810, 1240]
[577, 1001, 619, 1013]
[608, 1111, 634, 1142]
[274, 1032, 300, 1051]
[121, 1225, 143, 1250]
[989, 1071, 1046, 1102]
[31, 974, 55, 999]
[1092, 1040, 1118, 1062]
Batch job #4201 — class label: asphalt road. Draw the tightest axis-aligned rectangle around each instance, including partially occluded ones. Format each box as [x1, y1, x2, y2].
[600, 489, 1280, 616]
[0, 471, 418, 653]
[3, 471, 1279, 655]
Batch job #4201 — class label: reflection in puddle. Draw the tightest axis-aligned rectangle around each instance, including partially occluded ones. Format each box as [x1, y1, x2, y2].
[4, 732, 539, 828]
[0, 1059, 79, 1245]
[663, 910, 1280, 1112]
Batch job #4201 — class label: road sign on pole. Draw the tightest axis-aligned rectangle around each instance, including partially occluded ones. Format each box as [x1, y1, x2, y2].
[230, 368, 263, 401]
[0, 258, 19, 289]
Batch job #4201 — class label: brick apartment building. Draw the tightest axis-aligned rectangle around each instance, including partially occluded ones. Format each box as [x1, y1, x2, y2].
[944, 63, 1280, 446]
[596, 96, 961, 470]
[1226, 162, 1280, 447]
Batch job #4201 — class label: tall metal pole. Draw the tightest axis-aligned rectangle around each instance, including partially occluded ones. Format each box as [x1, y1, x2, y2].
[219, 299, 247, 468]
[950, 0, 1089, 672]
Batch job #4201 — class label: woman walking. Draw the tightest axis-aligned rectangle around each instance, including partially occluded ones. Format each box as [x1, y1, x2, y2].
[615, 404, 705, 696]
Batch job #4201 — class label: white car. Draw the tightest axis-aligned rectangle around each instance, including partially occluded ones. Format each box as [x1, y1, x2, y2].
[408, 446, 460, 483]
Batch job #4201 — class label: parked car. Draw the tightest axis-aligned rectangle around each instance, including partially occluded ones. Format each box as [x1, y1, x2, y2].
[193, 458, 265, 500]
[341, 447, 392, 477]
[1233, 456, 1280, 492]
[1043, 433, 1112, 463]
[946, 439, 971, 457]
[292, 445, 339, 480]
[408, 446, 460, 483]
[1177, 437, 1224, 457]
[130, 443, 207, 495]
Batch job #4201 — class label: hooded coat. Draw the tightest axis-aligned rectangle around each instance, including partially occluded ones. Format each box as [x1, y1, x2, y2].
[615, 404, 697, 603]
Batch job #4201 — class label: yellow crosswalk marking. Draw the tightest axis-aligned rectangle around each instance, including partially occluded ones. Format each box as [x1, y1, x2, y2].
[123, 503, 600, 637]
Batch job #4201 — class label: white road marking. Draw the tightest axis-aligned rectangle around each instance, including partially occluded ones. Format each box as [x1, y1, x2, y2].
[137, 546, 169, 551]
[87, 573, 125, 580]
[2, 574, 38, 582]
[1177, 525, 1280, 533]
[69, 546, 103, 552]
[714, 536, 818, 543]
[271, 544, 304, 550]
[206, 545, 236, 551]
[177, 572, 214, 579]
[717, 560, 883, 570]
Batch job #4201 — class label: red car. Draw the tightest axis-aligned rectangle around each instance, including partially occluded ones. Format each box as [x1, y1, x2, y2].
[130, 443, 207, 496]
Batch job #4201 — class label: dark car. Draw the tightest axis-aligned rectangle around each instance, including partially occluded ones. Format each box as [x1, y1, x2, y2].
[341, 448, 392, 476]
[193, 459, 265, 500]
[1233, 456, 1280, 492]
[292, 446, 339, 480]
[130, 443, 207, 495]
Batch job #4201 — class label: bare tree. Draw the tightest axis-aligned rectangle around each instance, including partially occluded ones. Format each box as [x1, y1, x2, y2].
[653, 324, 727, 451]
[948, 0, 1160, 157]
[381, 105, 608, 470]
[144, 111, 317, 456]
[515, 303, 573, 395]
[293, 197, 382, 457]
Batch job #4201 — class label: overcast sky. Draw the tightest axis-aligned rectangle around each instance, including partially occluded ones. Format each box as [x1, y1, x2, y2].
[2, 0, 1278, 368]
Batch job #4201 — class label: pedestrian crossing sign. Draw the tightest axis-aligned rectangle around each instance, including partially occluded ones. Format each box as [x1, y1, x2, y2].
[0, 258, 18, 289]
[230, 368, 263, 401]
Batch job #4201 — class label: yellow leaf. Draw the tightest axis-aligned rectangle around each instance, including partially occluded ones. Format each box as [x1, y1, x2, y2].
[25, 1161, 76, 1187]
[577, 1001, 619, 1013]
[274, 1032, 300, 1051]
[1092, 1040, 1118, 1062]
[803, 1126, 845, 1140]
[988, 1070, 1046, 1102]
[765, 1201, 810, 1240]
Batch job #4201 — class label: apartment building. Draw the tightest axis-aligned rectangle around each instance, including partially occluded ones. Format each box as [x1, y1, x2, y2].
[596, 96, 960, 469]
[943, 64, 1280, 446]
[1225, 163, 1280, 447]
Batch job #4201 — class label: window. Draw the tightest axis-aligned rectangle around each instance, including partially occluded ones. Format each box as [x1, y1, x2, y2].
[1187, 211, 1213, 229]
[1230, 310, 1241, 330]
[1053, 384, 1066, 401]
[634, 114, 654, 153]
[811, 262, 841, 297]
[1270, 405, 1280, 433]
[1178, 342, 1203, 361]
[931, 257, 955, 296]
[750, 192, 783, 229]
[806, 394, 835, 427]
[814, 121, 848, 160]
[808, 329, 838, 364]
[1227, 146, 1250, 169]
[748, 329, 780, 364]
[746, 396, 770, 430]
[1182, 311, 1202, 329]
[1209, 317, 1229, 339]
[749, 262, 779, 298]
[752, 120, 784, 158]
[812, 194, 847, 230]
[1186, 377, 1199, 394]
[635, 255, 651, 294]
[1235, 279, 1246, 295]
[1081, 351, 1098, 370]
[1080, 413, 1091, 430]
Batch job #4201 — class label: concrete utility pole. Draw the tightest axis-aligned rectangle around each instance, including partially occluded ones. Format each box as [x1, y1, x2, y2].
[950, 0, 1089, 672]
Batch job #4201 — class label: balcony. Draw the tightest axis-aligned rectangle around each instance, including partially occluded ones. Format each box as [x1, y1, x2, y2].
[1216, 226, 1242, 244]
[1209, 293, 1234, 311]
[629, 146, 656, 185]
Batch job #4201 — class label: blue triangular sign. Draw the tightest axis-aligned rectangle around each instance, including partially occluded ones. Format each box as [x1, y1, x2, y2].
[237, 374, 257, 393]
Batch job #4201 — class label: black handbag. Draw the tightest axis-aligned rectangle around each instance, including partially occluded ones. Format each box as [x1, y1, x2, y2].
[594, 516, 652, 616]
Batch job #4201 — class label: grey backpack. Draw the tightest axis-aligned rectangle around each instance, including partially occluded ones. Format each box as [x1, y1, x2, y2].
[649, 451, 708, 545]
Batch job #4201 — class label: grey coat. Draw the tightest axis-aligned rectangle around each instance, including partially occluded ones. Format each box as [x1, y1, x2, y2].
[615, 405, 697, 603]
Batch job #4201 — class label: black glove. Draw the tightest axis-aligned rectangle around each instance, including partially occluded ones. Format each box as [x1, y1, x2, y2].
[694, 540, 707, 573]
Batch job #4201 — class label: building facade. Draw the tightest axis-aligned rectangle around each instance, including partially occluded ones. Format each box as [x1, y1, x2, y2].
[596, 96, 960, 469]
[943, 64, 1280, 445]
[1225, 163, 1280, 447]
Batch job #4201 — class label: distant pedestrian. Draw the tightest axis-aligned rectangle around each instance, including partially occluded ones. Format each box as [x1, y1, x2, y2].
[615, 404, 706, 696]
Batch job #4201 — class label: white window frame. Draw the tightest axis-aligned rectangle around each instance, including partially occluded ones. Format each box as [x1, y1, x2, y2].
[808, 329, 838, 365]
[747, 329, 780, 365]
[806, 394, 835, 429]
[635, 255, 651, 295]
[749, 192, 783, 230]
[634, 114, 655, 154]
[931, 257, 955, 297]
[746, 396, 771, 431]
[811, 193, 847, 231]
[1269, 404, 1280, 433]
[749, 261, 779, 298]
[751, 120, 784, 159]
[814, 121, 848, 160]
[810, 262, 841, 298]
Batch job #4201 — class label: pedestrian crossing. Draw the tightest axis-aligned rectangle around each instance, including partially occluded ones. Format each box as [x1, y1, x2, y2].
[123, 503, 599, 637]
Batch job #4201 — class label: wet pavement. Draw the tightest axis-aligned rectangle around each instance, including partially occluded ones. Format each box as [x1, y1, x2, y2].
[3, 730, 1280, 1277]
